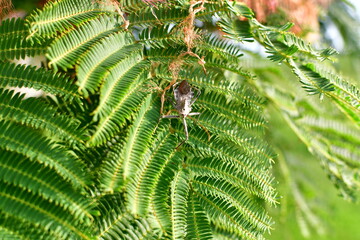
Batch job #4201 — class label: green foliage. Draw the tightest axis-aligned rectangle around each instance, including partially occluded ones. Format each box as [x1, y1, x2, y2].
[0, 88, 84, 143]
[95, 193, 160, 240]
[0, 62, 80, 100]
[47, 15, 124, 71]
[0, 18, 46, 59]
[27, 0, 116, 37]
[0, 0, 359, 239]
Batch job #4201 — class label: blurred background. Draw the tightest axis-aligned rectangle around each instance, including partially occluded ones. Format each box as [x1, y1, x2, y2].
[2, 0, 360, 239]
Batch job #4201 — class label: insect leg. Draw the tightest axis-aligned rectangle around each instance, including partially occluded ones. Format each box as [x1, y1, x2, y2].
[162, 115, 180, 119]
[166, 95, 177, 108]
[164, 109, 178, 115]
[160, 79, 177, 115]
[183, 117, 189, 141]
[190, 87, 201, 105]
[161, 95, 176, 109]
[155, 113, 179, 134]
[188, 115, 211, 141]
[172, 81, 180, 89]
[176, 117, 188, 149]
[188, 112, 201, 116]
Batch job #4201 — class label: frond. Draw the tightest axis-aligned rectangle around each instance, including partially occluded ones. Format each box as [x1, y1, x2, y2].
[225, 1, 254, 19]
[0, 88, 85, 143]
[128, 7, 188, 28]
[0, 62, 80, 101]
[180, 129, 277, 204]
[280, 34, 337, 61]
[194, 191, 263, 240]
[76, 31, 140, 96]
[299, 116, 360, 144]
[0, 120, 88, 188]
[96, 139, 126, 193]
[120, 96, 160, 181]
[0, 150, 93, 223]
[87, 63, 150, 146]
[212, 227, 242, 240]
[187, 155, 258, 193]
[197, 34, 244, 63]
[197, 1, 231, 20]
[217, 16, 254, 42]
[138, 24, 184, 49]
[183, 71, 263, 111]
[150, 151, 183, 234]
[171, 169, 190, 240]
[98, 95, 159, 192]
[27, 0, 116, 38]
[47, 15, 123, 71]
[266, 45, 299, 63]
[0, 18, 46, 60]
[186, 192, 212, 240]
[291, 62, 335, 95]
[126, 129, 178, 216]
[0, 180, 92, 239]
[196, 91, 266, 131]
[301, 63, 360, 126]
[297, 116, 360, 200]
[194, 113, 274, 164]
[192, 176, 273, 233]
[121, 0, 176, 12]
[203, 56, 254, 82]
[0, 17, 28, 37]
[95, 193, 161, 240]
[92, 54, 145, 119]
[0, 212, 59, 240]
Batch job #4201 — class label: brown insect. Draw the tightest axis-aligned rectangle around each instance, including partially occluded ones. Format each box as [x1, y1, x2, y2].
[162, 80, 201, 149]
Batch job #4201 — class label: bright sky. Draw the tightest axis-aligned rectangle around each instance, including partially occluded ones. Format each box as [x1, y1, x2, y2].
[348, 0, 360, 15]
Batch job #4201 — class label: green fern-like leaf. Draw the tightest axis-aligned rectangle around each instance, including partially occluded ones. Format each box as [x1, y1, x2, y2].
[182, 129, 276, 204]
[0, 62, 80, 101]
[0, 120, 88, 188]
[27, 0, 116, 38]
[128, 6, 188, 28]
[0, 150, 93, 222]
[88, 62, 150, 146]
[0, 18, 46, 59]
[47, 15, 123, 70]
[0, 180, 92, 239]
[0, 211, 60, 240]
[302, 63, 360, 125]
[76, 31, 139, 96]
[98, 95, 160, 192]
[150, 151, 183, 235]
[294, 62, 335, 94]
[127, 129, 178, 216]
[95, 193, 161, 240]
[186, 192, 213, 240]
[138, 24, 184, 49]
[4, 0, 357, 239]
[92, 52, 145, 119]
[171, 169, 190, 240]
[0, 88, 85, 143]
[194, 191, 262, 240]
[0, 18, 48, 60]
